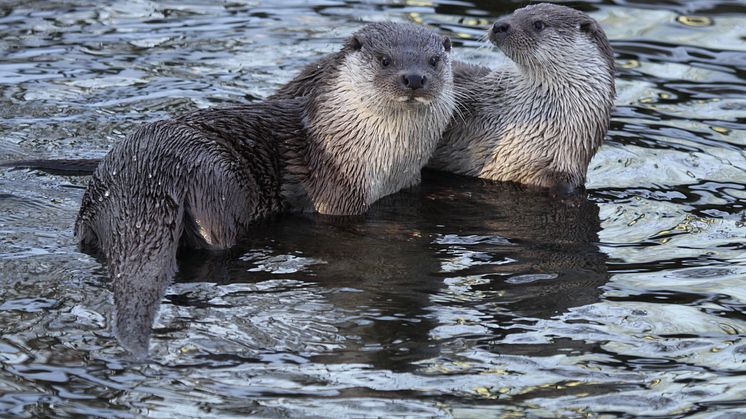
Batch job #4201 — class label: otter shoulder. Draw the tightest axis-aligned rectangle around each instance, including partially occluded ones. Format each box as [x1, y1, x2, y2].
[270, 52, 345, 100]
[453, 60, 491, 80]
[451, 60, 510, 114]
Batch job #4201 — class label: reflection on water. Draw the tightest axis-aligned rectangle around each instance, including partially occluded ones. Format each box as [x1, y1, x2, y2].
[1, 0, 745, 416]
[166, 174, 609, 371]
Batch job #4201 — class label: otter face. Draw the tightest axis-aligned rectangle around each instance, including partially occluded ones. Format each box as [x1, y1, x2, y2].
[488, 3, 614, 78]
[342, 22, 453, 106]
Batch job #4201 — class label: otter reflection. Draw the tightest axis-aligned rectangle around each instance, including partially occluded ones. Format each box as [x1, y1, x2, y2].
[114, 172, 608, 365]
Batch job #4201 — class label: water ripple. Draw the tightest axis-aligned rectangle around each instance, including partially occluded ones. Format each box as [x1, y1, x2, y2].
[0, 0, 745, 417]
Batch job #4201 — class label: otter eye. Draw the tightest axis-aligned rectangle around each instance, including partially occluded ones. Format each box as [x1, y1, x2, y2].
[429, 55, 440, 67]
[381, 56, 391, 67]
[533, 20, 545, 31]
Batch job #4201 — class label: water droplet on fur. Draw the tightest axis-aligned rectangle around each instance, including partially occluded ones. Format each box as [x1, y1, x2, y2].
[135, 222, 141, 229]
[111, 170, 117, 176]
[148, 173, 152, 179]
[222, 196, 226, 201]
[104, 190, 110, 197]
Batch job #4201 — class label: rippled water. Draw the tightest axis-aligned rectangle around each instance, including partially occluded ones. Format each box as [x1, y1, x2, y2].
[1, 0, 745, 416]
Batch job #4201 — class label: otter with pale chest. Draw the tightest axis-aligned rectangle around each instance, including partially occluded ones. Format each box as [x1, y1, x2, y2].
[428, 4, 615, 193]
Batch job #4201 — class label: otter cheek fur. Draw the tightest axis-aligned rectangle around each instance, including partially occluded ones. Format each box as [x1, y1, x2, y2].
[428, 3, 615, 192]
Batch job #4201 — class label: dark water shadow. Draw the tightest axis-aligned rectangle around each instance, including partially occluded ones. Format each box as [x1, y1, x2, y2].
[112, 171, 609, 369]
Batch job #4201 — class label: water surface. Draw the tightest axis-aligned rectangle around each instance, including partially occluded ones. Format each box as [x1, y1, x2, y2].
[1, 0, 745, 416]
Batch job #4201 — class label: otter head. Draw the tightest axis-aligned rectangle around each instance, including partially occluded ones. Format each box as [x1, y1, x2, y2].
[489, 3, 614, 83]
[341, 22, 454, 106]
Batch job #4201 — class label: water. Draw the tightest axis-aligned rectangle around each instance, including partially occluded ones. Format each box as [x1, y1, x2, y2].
[1, 0, 745, 416]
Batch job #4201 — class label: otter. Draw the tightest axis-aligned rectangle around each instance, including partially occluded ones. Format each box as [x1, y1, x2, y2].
[428, 4, 615, 192]
[272, 5, 615, 193]
[74, 22, 455, 355]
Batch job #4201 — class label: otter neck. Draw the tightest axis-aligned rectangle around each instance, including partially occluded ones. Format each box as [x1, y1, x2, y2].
[516, 37, 613, 89]
[299, 56, 455, 215]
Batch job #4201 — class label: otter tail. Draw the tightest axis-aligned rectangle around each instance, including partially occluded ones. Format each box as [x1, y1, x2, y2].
[77, 179, 186, 358]
[73, 122, 194, 357]
[116, 198, 184, 358]
[0, 158, 100, 176]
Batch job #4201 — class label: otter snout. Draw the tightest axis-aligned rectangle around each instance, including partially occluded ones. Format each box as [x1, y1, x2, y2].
[492, 22, 510, 34]
[402, 73, 427, 90]
[489, 19, 511, 45]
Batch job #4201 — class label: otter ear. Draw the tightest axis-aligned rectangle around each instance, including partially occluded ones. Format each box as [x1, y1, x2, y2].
[442, 36, 452, 52]
[345, 35, 363, 51]
[579, 21, 593, 33]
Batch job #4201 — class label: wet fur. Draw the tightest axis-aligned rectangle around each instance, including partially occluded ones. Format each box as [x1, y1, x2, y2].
[303, 52, 455, 213]
[76, 101, 307, 353]
[271, 24, 456, 211]
[428, 3, 616, 191]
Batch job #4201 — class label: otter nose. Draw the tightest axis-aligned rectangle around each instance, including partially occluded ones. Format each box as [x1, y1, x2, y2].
[492, 22, 510, 34]
[402, 74, 426, 90]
